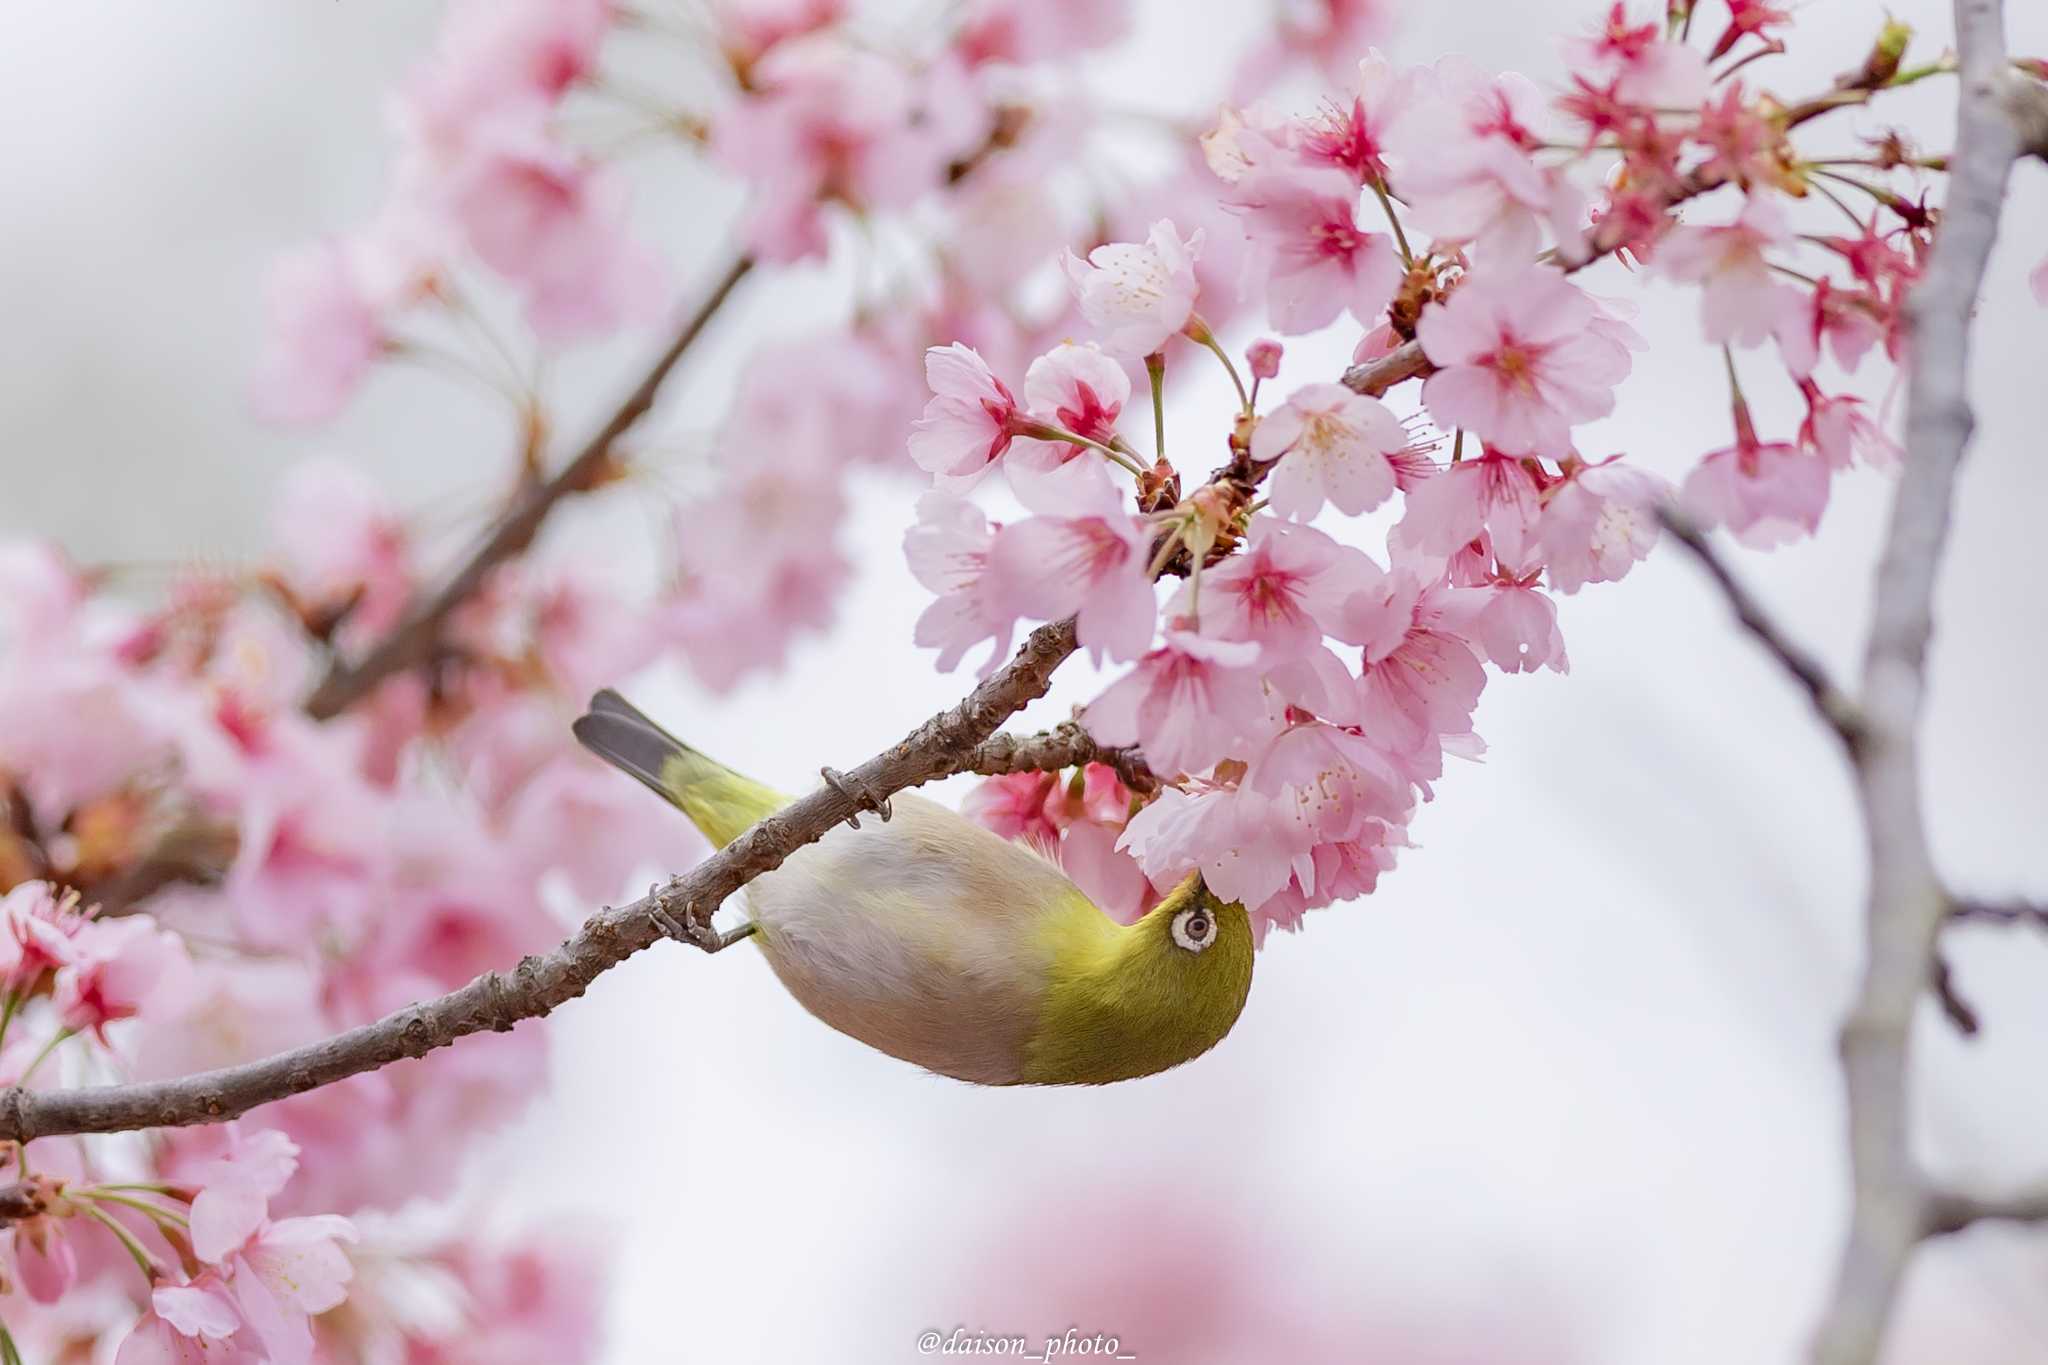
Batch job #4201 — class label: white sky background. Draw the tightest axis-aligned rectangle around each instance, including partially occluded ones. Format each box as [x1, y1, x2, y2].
[3, 1, 2047, 1362]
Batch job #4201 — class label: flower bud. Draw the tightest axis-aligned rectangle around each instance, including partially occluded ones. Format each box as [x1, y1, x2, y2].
[1245, 339, 1282, 381]
[1851, 19, 1913, 89]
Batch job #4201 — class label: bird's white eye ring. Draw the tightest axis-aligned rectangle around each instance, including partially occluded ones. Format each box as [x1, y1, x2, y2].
[1171, 906, 1214, 953]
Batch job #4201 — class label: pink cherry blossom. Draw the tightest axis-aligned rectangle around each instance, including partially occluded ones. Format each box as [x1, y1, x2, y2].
[660, 432, 852, 692]
[250, 240, 388, 426]
[1118, 781, 1306, 910]
[1683, 431, 1832, 548]
[1252, 382, 1407, 519]
[1084, 628, 1268, 777]
[1393, 452, 1543, 571]
[1250, 828, 1405, 939]
[1230, 163, 1400, 334]
[1386, 58, 1581, 261]
[269, 459, 414, 642]
[515, 565, 669, 702]
[712, 37, 965, 261]
[1418, 265, 1631, 458]
[225, 1214, 357, 1364]
[1021, 343, 1127, 449]
[53, 914, 185, 1040]
[0, 541, 87, 646]
[1293, 51, 1417, 186]
[1656, 194, 1804, 348]
[1058, 762, 1146, 832]
[1537, 458, 1670, 593]
[1709, 0, 1792, 60]
[1055, 819, 1156, 923]
[708, 0, 844, 72]
[1009, 343, 1129, 501]
[1355, 584, 1490, 771]
[1563, 4, 1710, 108]
[963, 771, 1063, 847]
[423, 0, 614, 115]
[734, 324, 923, 472]
[188, 1126, 301, 1264]
[904, 492, 1019, 675]
[1028, 764, 1155, 922]
[503, 750, 709, 905]
[1800, 387, 1901, 472]
[1061, 220, 1204, 357]
[945, 143, 1082, 297]
[13, 1216, 77, 1303]
[988, 479, 1156, 663]
[1261, 643, 1364, 725]
[1777, 278, 1885, 378]
[908, 344, 1024, 484]
[117, 1277, 255, 1365]
[1693, 81, 1794, 192]
[1462, 578, 1569, 674]
[420, 1239, 606, 1364]
[955, 0, 1132, 66]
[1199, 104, 1291, 187]
[444, 125, 664, 341]
[1246, 719, 1414, 845]
[0, 882, 83, 991]
[1190, 518, 1389, 663]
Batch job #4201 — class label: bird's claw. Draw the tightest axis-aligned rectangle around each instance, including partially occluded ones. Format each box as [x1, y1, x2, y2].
[820, 766, 893, 829]
[648, 893, 722, 952]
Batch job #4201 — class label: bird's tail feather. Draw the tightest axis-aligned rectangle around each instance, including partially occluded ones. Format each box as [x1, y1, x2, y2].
[572, 690, 784, 848]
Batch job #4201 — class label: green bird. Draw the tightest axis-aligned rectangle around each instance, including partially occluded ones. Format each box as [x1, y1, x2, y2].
[572, 690, 1255, 1085]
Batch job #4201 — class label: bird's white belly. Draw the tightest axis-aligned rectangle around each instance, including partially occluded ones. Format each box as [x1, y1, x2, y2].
[739, 795, 1069, 1084]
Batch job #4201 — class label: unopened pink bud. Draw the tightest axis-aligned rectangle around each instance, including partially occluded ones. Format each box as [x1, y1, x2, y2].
[1246, 339, 1282, 381]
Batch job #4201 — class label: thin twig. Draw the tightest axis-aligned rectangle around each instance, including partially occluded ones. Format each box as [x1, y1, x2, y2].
[1948, 898, 2048, 928]
[1340, 340, 1432, 398]
[1924, 1185, 2048, 1236]
[1656, 506, 1864, 746]
[1928, 954, 1980, 1036]
[303, 254, 756, 719]
[1809, 4, 2022, 1363]
[0, 618, 1078, 1143]
[960, 721, 1158, 794]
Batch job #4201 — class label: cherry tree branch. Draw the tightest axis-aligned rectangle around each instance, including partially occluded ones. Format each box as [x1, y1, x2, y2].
[1809, 4, 2024, 1362]
[1925, 1185, 2048, 1235]
[0, 618, 1079, 1143]
[1949, 897, 2048, 928]
[960, 721, 1158, 793]
[1656, 507, 1865, 746]
[303, 253, 756, 720]
[1340, 339, 1431, 398]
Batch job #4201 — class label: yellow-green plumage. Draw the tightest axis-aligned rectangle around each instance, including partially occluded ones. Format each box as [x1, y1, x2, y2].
[573, 690, 1255, 1086]
[1023, 878, 1253, 1084]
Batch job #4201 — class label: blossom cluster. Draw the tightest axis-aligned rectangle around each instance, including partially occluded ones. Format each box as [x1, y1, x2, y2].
[2, 0, 1418, 1356]
[915, 5, 1985, 938]
[0, 483, 674, 1357]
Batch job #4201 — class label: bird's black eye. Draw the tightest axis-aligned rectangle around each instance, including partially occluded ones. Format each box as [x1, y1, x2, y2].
[1171, 906, 1214, 953]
